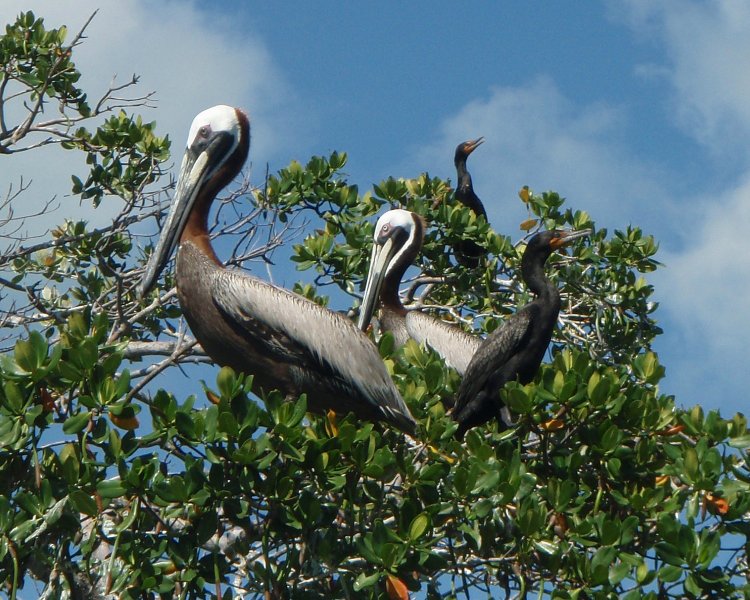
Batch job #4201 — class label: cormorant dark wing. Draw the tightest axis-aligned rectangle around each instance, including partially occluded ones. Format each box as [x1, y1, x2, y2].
[452, 309, 532, 428]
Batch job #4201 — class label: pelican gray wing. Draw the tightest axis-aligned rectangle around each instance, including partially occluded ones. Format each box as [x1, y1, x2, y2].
[212, 269, 417, 433]
[404, 311, 483, 375]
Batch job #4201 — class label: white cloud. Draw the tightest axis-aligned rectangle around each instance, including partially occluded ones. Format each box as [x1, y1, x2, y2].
[409, 77, 673, 235]
[0, 1, 302, 235]
[611, 0, 750, 159]
[653, 176, 750, 410]
[605, 0, 750, 412]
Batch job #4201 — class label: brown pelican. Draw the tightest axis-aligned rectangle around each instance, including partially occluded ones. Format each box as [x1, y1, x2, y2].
[139, 105, 416, 434]
[452, 228, 591, 438]
[453, 137, 486, 268]
[357, 209, 482, 375]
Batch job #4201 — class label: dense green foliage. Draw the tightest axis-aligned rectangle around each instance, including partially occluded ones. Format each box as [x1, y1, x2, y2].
[1, 11, 749, 599]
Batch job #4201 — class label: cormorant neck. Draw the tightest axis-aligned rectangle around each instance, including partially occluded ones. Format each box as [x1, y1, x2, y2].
[521, 248, 556, 301]
[455, 158, 487, 218]
[455, 159, 471, 187]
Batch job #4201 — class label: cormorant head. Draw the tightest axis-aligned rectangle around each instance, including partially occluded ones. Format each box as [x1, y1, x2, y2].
[454, 137, 484, 165]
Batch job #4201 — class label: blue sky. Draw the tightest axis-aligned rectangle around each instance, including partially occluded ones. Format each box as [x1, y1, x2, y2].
[3, 1, 750, 418]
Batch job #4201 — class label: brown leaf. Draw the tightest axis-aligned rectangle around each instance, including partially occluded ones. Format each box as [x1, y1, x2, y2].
[325, 409, 339, 437]
[540, 418, 564, 431]
[520, 218, 538, 231]
[551, 512, 568, 537]
[518, 186, 530, 203]
[386, 574, 409, 600]
[656, 424, 684, 436]
[39, 386, 56, 412]
[110, 414, 140, 430]
[705, 492, 729, 515]
[162, 561, 178, 575]
[205, 390, 221, 405]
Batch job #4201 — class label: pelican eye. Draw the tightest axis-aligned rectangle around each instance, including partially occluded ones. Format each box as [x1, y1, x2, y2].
[198, 125, 210, 138]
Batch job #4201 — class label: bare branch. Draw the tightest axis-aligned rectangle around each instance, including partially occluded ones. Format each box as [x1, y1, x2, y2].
[121, 340, 207, 361]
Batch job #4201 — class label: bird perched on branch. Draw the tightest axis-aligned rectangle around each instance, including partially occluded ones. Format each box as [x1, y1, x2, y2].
[453, 137, 487, 268]
[139, 105, 416, 434]
[452, 228, 591, 438]
[358, 208, 482, 375]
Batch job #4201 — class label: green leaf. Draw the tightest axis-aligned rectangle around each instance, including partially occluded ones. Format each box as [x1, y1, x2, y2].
[655, 542, 683, 567]
[587, 371, 609, 405]
[408, 513, 430, 541]
[63, 411, 91, 434]
[600, 518, 620, 546]
[68, 490, 98, 516]
[117, 503, 139, 532]
[609, 561, 630, 586]
[2, 381, 25, 412]
[353, 571, 381, 591]
[636, 561, 654, 585]
[14, 333, 43, 373]
[96, 479, 126, 499]
[728, 434, 750, 449]
[591, 546, 618, 574]
[286, 394, 308, 427]
[533, 540, 558, 555]
[218, 411, 238, 437]
[216, 366, 237, 398]
[658, 564, 683, 583]
[683, 447, 699, 482]
[505, 385, 531, 414]
[684, 572, 701, 596]
[599, 424, 622, 453]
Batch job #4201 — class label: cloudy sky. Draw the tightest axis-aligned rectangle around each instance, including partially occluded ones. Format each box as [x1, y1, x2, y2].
[2, 1, 748, 416]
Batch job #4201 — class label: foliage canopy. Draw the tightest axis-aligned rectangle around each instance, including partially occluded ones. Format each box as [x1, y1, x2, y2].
[1, 11, 749, 600]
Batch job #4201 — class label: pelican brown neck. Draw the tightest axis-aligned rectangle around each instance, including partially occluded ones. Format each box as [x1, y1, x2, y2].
[381, 213, 424, 312]
[180, 128, 248, 262]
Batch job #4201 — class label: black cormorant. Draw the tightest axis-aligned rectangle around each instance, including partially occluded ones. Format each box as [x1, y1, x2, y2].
[452, 228, 591, 438]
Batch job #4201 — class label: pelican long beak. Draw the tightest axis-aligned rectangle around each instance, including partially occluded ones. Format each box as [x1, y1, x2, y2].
[139, 150, 204, 298]
[139, 132, 233, 298]
[357, 236, 399, 331]
[550, 228, 592, 250]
